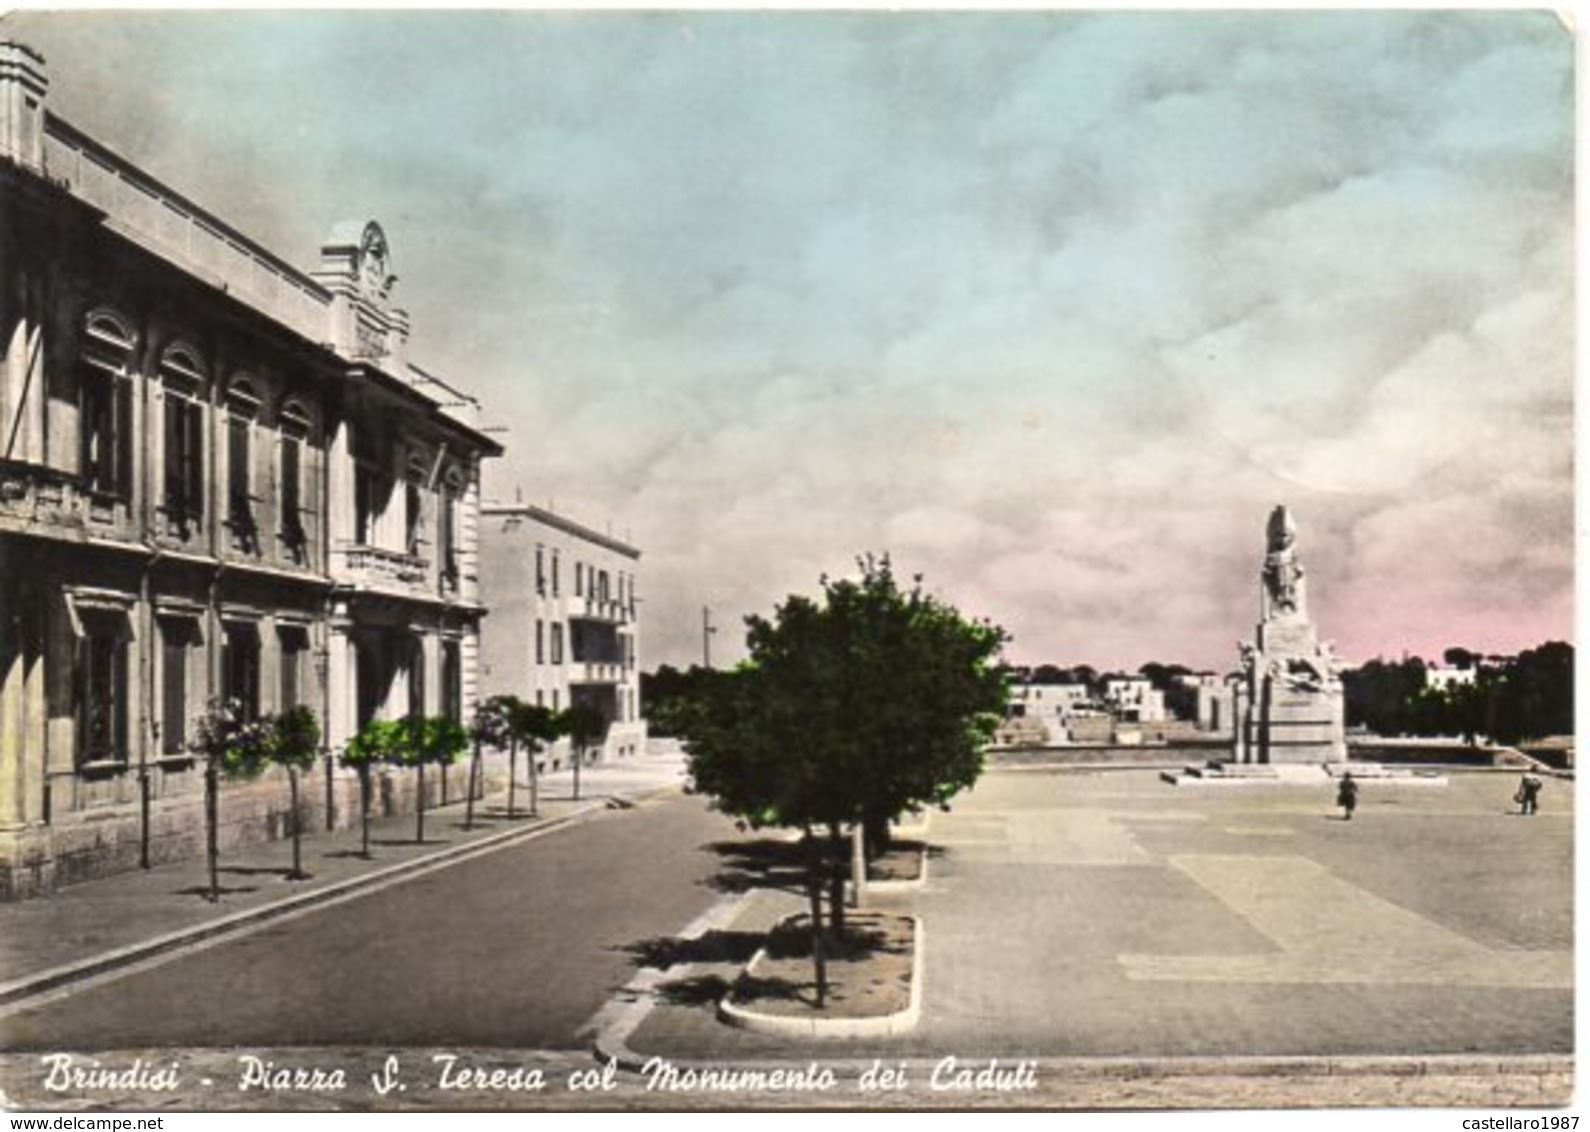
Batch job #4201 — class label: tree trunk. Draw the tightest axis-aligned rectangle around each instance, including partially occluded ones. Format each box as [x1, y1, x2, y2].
[804, 831, 828, 1009]
[864, 810, 892, 861]
[465, 737, 481, 830]
[528, 742, 539, 816]
[507, 739, 518, 819]
[205, 760, 220, 903]
[416, 762, 427, 843]
[288, 766, 305, 880]
[573, 744, 582, 801]
[358, 763, 371, 858]
[825, 821, 847, 938]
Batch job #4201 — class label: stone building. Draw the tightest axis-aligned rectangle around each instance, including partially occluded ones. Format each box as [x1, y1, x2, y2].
[477, 502, 646, 767]
[0, 43, 501, 898]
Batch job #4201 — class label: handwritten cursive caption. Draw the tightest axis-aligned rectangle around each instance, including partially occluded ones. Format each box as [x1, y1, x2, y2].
[37, 1052, 1039, 1096]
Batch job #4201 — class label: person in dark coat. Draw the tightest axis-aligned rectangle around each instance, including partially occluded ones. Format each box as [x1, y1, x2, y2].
[1517, 771, 1543, 815]
[1336, 771, 1359, 820]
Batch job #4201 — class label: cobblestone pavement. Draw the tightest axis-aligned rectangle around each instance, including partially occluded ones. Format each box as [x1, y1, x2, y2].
[617, 767, 1573, 1092]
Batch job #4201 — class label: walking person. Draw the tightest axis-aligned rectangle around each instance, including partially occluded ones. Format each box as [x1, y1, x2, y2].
[1336, 770, 1358, 821]
[1516, 770, 1543, 815]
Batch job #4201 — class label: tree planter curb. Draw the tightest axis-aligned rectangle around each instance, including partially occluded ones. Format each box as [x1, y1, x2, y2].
[716, 914, 923, 1039]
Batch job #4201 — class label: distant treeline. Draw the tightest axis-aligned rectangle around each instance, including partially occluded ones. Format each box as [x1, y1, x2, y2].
[644, 641, 1574, 747]
[1340, 642, 1573, 746]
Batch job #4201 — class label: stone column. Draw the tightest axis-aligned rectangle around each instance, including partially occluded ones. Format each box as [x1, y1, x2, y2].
[0, 555, 26, 830]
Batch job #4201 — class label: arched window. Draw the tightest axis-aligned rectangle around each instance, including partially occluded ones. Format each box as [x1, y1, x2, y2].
[404, 452, 429, 557]
[77, 310, 136, 500]
[278, 400, 312, 557]
[439, 467, 463, 592]
[225, 378, 262, 550]
[159, 343, 208, 532]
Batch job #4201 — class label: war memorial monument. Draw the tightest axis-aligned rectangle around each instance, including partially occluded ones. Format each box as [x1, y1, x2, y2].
[1232, 506, 1347, 765]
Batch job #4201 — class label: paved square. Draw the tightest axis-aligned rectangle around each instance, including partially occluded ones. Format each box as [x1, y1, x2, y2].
[626, 766, 1572, 1060]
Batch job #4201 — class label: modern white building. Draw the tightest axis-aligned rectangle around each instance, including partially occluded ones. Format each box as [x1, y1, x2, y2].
[477, 502, 646, 766]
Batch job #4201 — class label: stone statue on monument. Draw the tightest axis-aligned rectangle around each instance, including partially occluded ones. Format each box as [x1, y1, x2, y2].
[1262, 504, 1306, 617]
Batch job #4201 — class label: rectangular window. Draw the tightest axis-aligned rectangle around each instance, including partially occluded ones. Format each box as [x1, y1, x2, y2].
[552, 553, 560, 597]
[78, 614, 129, 767]
[228, 415, 255, 545]
[535, 547, 546, 595]
[80, 368, 130, 499]
[438, 492, 458, 588]
[441, 641, 462, 723]
[551, 622, 563, 665]
[405, 482, 423, 556]
[535, 619, 545, 665]
[407, 637, 426, 718]
[164, 396, 204, 524]
[222, 622, 261, 721]
[159, 617, 200, 757]
[279, 625, 308, 712]
[354, 466, 375, 545]
[280, 436, 303, 545]
[575, 563, 584, 597]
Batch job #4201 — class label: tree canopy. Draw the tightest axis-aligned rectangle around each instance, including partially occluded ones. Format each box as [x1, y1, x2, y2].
[678, 556, 1010, 847]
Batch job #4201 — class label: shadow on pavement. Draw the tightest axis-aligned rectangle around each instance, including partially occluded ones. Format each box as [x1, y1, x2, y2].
[621, 929, 766, 970]
[702, 838, 810, 895]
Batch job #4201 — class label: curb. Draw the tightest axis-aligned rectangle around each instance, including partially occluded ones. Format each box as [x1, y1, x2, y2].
[717, 914, 923, 1039]
[0, 782, 681, 1010]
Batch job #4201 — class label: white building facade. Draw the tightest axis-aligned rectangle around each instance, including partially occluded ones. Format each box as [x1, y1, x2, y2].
[477, 503, 645, 765]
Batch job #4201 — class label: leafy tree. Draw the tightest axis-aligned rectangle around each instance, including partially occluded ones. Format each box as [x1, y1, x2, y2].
[343, 718, 406, 858]
[673, 555, 1009, 1006]
[1343, 644, 1573, 746]
[559, 703, 607, 803]
[402, 715, 469, 843]
[513, 701, 561, 817]
[262, 706, 321, 880]
[472, 696, 561, 822]
[190, 699, 273, 903]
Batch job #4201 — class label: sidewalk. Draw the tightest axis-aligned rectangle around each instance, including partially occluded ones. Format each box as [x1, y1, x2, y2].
[0, 747, 689, 1009]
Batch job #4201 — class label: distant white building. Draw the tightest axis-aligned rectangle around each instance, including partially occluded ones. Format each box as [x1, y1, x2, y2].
[1102, 676, 1166, 723]
[477, 502, 646, 766]
[1425, 666, 1477, 693]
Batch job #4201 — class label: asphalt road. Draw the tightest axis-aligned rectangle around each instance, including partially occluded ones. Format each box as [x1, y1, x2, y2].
[1, 792, 743, 1051]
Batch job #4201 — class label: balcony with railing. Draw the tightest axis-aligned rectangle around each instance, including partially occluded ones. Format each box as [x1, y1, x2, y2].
[332, 542, 431, 594]
[0, 459, 133, 537]
[568, 660, 627, 686]
[569, 594, 631, 625]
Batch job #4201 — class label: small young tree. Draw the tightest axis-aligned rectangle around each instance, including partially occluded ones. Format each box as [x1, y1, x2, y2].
[559, 704, 607, 803]
[468, 697, 513, 831]
[403, 715, 469, 843]
[263, 705, 322, 880]
[343, 718, 404, 859]
[510, 699, 560, 817]
[190, 699, 272, 903]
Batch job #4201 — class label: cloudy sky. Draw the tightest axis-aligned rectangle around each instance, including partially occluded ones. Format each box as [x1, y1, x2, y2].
[5, 9, 1573, 673]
